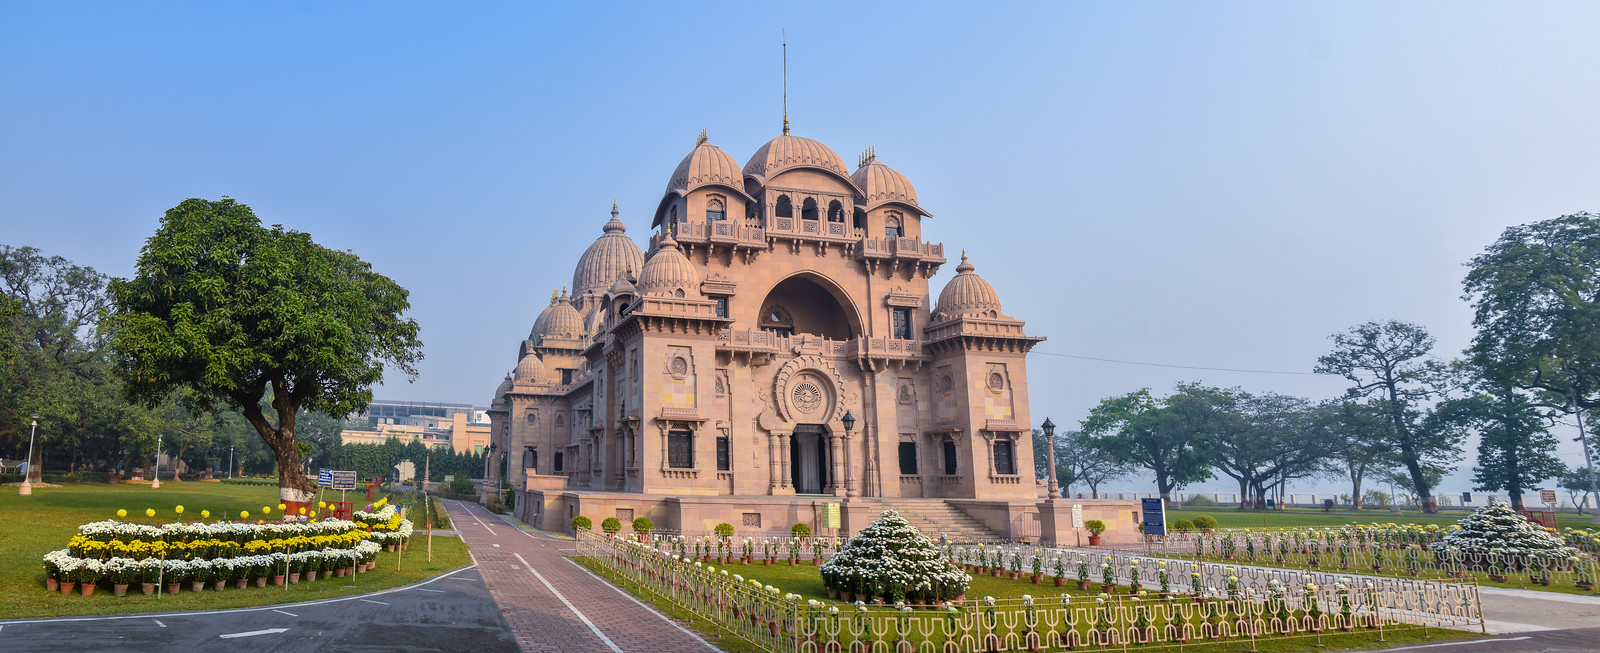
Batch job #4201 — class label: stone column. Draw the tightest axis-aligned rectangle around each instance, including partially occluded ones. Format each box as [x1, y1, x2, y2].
[1045, 428, 1061, 500]
[767, 433, 779, 494]
[778, 432, 792, 489]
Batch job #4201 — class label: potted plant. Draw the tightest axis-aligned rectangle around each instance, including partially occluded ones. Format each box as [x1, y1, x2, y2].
[77, 559, 104, 596]
[632, 516, 654, 541]
[1076, 559, 1091, 590]
[1053, 558, 1067, 587]
[192, 559, 212, 591]
[1085, 520, 1107, 546]
[141, 559, 161, 595]
[601, 517, 622, 538]
[572, 515, 593, 533]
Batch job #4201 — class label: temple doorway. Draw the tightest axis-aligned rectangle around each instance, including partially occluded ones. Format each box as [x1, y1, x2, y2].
[791, 424, 832, 494]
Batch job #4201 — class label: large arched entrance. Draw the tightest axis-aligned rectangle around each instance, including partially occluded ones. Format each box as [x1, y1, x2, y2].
[791, 424, 832, 494]
[758, 274, 861, 340]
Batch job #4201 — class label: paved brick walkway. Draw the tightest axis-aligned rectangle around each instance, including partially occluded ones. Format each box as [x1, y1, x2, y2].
[442, 500, 719, 653]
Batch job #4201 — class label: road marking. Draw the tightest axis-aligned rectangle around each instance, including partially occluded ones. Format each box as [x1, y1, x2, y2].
[493, 543, 500, 548]
[359, 599, 389, 605]
[1383, 636, 1532, 650]
[271, 610, 297, 617]
[512, 552, 622, 653]
[153, 620, 166, 628]
[565, 557, 720, 652]
[219, 628, 288, 639]
[453, 501, 498, 536]
[415, 588, 445, 593]
[0, 566, 476, 627]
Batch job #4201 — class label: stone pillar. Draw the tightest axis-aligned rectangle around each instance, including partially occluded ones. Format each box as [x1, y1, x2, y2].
[778, 432, 792, 489]
[1045, 427, 1061, 500]
[767, 433, 780, 494]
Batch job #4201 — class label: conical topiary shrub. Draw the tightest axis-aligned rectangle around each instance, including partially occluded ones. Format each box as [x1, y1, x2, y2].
[1430, 501, 1578, 559]
[819, 509, 970, 604]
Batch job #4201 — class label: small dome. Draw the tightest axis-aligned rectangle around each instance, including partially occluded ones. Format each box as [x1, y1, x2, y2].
[514, 352, 547, 386]
[851, 153, 930, 216]
[607, 272, 635, 298]
[636, 234, 700, 297]
[743, 134, 853, 185]
[528, 291, 561, 343]
[572, 204, 646, 299]
[540, 289, 584, 340]
[935, 252, 1003, 319]
[667, 137, 744, 195]
[491, 373, 513, 407]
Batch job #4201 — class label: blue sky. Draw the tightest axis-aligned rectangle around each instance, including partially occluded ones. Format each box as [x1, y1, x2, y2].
[4, 2, 1598, 496]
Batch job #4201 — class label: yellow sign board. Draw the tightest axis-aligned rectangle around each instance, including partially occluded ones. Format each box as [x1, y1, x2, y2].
[823, 502, 841, 529]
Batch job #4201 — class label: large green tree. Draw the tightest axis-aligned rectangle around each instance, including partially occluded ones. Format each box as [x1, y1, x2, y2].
[1317, 399, 1395, 510]
[1463, 212, 1600, 518]
[1438, 367, 1567, 510]
[1081, 384, 1219, 505]
[106, 198, 422, 503]
[1315, 320, 1460, 513]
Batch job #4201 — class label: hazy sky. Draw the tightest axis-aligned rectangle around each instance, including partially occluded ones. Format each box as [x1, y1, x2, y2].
[4, 2, 1598, 496]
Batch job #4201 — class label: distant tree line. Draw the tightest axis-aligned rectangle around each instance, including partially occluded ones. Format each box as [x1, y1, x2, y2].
[1037, 212, 1600, 514]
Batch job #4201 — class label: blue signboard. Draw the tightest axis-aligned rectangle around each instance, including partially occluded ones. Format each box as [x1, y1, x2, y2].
[328, 470, 358, 491]
[1140, 498, 1167, 536]
[318, 468, 333, 486]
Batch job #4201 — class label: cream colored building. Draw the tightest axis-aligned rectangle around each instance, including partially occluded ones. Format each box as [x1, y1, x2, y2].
[489, 126, 1139, 543]
[342, 412, 491, 455]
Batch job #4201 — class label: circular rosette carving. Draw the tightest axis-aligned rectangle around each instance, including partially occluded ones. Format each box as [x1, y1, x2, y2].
[772, 355, 849, 423]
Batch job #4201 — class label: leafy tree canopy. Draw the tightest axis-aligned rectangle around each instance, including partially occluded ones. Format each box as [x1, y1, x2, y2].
[105, 198, 422, 501]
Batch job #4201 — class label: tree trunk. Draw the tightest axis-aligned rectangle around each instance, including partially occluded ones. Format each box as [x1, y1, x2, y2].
[1349, 463, 1364, 510]
[1236, 478, 1250, 511]
[171, 444, 187, 481]
[1509, 492, 1525, 511]
[240, 389, 315, 507]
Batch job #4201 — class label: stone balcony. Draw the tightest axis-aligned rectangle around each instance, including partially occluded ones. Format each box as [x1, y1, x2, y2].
[714, 328, 929, 367]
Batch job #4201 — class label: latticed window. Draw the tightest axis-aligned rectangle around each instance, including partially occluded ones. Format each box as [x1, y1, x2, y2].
[898, 442, 918, 475]
[716, 436, 731, 471]
[668, 431, 694, 468]
[993, 439, 1016, 475]
[892, 308, 912, 340]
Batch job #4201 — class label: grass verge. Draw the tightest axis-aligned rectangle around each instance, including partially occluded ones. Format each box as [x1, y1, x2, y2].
[0, 481, 472, 619]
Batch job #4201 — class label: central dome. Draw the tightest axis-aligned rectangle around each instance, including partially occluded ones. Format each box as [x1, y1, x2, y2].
[572, 204, 646, 299]
[742, 134, 853, 185]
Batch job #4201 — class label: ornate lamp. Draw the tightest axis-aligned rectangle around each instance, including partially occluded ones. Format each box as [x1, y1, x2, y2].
[1042, 417, 1060, 500]
[841, 410, 856, 434]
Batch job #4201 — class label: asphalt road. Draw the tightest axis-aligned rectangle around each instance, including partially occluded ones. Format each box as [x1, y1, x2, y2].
[0, 566, 517, 653]
[1381, 628, 1600, 653]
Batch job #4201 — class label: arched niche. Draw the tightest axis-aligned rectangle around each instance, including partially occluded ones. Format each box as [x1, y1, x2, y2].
[758, 272, 862, 340]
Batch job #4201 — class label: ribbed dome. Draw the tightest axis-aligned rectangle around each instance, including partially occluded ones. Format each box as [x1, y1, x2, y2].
[514, 352, 547, 386]
[743, 134, 853, 184]
[935, 252, 1003, 318]
[572, 204, 646, 299]
[636, 234, 700, 297]
[851, 155, 930, 216]
[491, 373, 513, 407]
[668, 138, 744, 195]
[528, 291, 560, 342]
[540, 289, 583, 340]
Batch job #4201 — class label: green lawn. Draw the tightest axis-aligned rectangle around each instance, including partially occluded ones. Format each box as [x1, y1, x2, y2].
[0, 481, 471, 619]
[1165, 506, 1596, 530]
[575, 557, 1478, 653]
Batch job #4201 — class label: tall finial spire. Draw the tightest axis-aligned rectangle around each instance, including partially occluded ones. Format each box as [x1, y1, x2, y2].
[611, 200, 619, 218]
[782, 32, 789, 135]
[696, 127, 708, 146]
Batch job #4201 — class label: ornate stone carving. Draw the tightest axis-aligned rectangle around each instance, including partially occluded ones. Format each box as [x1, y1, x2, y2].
[772, 354, 848, 424]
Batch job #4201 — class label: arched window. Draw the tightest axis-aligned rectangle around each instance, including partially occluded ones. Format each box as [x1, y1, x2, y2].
[827, 200, 844, 223]
[775, 195, 793, 218]
[885, 215, 903, 238]
[801, 197, 818, 221]
[705, 196, 725, 222]
[853, 208, 866, 231]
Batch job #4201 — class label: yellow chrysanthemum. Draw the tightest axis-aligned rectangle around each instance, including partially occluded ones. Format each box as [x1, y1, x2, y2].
[145, 508, 155, 518]
[117, 509, 127, 518]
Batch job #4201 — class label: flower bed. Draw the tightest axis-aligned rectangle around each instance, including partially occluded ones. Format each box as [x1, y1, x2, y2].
[39, 498, 411, 595]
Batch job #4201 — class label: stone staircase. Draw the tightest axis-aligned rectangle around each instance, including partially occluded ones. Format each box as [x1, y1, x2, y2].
[864, 498, 1005, 543]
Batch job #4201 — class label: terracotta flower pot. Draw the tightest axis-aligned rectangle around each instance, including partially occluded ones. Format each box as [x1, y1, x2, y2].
[213, 581, 227, 592]
[190, 581, 204, 592]
[142, 582, 156, 595]
[288, 572, 300, 584]
[1031, 575, 1041, 584]
[114, 583, 129, 596]
[80, 583, 97, 596]
[166, 583, 180, 595]
[59, 581, 76, 595]
[255, 577, 268, 588]
[1077, 580, 1090, 590]
[1054, 577, 1066, 587]
[235, 579, 248, 589]
[306, 570, 318, 581]
[272, 575, 285, 586]
[46, 578, 59, 592]
[1088, 536, 1102, 546]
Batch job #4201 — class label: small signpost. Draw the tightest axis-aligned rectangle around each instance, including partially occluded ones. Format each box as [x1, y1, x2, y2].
[321, 469, 358, 505]
[822, 502, 841, 531]
[1540, 488, 1558, 508]
[1071, 504, 1084, 547]
[1141, 497, 1167, 536]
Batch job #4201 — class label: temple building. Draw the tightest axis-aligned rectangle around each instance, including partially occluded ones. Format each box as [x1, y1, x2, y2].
[487, 126, 1138, 542]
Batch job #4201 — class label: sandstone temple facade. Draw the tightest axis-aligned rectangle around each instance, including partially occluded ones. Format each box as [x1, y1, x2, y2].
[487, 127, 1138, 542]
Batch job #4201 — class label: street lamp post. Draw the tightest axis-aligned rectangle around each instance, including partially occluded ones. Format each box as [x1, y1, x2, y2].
[18, 415, 39, 496]
[840, 410, 857, 497]
[228, 445, 234, 479]
[151, 435, 162, 489]
[1042, 417, 1061, 500]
